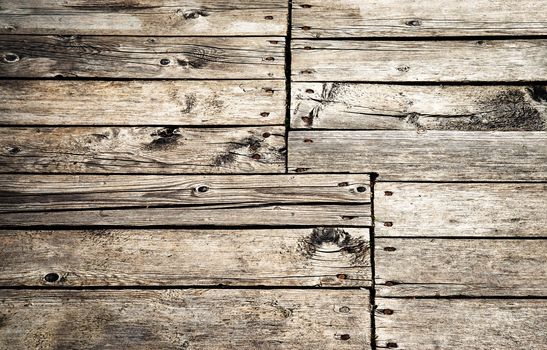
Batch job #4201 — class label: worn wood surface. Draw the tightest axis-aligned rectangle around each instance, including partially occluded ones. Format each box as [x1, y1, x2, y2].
[0, 126, 285, 173]
[0, 289, 370, 349]
[0, 227, 370, 287]
[292, 40, 547, 82]
[292, 0, 547, 38]
[376, 298, 547, 350]
[376, 238, 547, 296]
[288, 131, 547, 181]
[0, 174, 370, 211]
[0, 36, 285, 79]
[0, 80, 285, 126]
[375, 182, 547, 237]
[0, 0, 287, 36]
[291, 83, 547, 130]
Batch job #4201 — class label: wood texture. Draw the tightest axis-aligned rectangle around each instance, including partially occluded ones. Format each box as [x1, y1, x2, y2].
[375, 238, 547, 296]
[0, 1, 287, 36]
[292, 0, 547, 38]
[291, 83, 547, 130]
[0, 227, 370, 287]
[292, 40, 547, 82]
[0, 36, 285, 79]
[288, 131, 547, 181]
[0, 174, 371, 211]
[374, 182, 547, 237]
[0, 80, 285, 126]
[376, 298, 547, 350]
[0, 126, 285, 174]
[0, 289, 370, 349]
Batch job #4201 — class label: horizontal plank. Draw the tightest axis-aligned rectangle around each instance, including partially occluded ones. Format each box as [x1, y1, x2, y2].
[0, 36, 284, 79]
[0, 0, 287, 36]
[375, 182, 547, 237]
[0, 80, 285, 126]
[376, 298, 547, 350]
[0, 126, 285, 173]
[376, 238, 547, 296]
[0, 174, 370, 212]
[0, 289, 370, 349]
[292, 40, 547, 82]
[288, 131, 547, 181]
[0, 227, 370, 287]
[291, 83, 547, 130]
[292, 0, 547, 38]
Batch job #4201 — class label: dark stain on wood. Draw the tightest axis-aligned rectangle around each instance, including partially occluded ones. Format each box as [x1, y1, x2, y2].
[299, 227, 369, 266]
[65, 1, 159, 11]
[146, 127, 182, 151]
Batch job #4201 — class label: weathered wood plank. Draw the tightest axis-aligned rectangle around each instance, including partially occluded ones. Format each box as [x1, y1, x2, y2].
[376, 238, 547, 296]
[288, 131, 547, 181]
[375, 182, 547, 237]
[0, 80, 285, 126]
[0, 289, 370, 349]
[292, 40, 547, 82]
[0, 227, 370, 287]
[0, 174, 370, 212]
[0, 36, 284, 79]
[292, 0, 547, 38]
[0, 126, 285, 174]
[376, 298, 547, 350]
[291, 83, 547, 130]
[0, 0, 287, 36]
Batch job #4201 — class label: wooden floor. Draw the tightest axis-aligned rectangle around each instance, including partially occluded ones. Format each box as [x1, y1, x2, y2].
[0, 1, 546, 349]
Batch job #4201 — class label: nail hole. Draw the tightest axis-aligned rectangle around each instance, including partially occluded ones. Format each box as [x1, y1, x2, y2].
[336, 273, 347, 280]
[303, 138, 313, 143]
[44, 273, 60, 283]
[262, 132, 271, 138]
[405, 19, 422, 26]
[269, 40, 279, 44]
[356, 186, 366, 193]
[260, 112, 270, 117]
[301, 4, 312, 8]
[386, 342, 398, 348]
[301, 70, 313, 74]
[385, 281, 399, 286]
[338, 182, 349, 187]
[383, 309, 394, 315]
[384, 221, 393, 227]
[3, 53, 19, 63]
[340, 334, 351, 341]
[305, 89, 315, 94]
[264, 56, 275, 61]
[339, 306, 350, 313]
[303, 46, 312, 50]
[252, 154, 262, 160]
[8, 146, 21, 154]
[302, 26, 311, 31]
[384, 191, 393, 196]
[384, 247, 397, 252]
[262, 88, 274, 94]
[160, 58, 171, 66]
[264, 16, 274, 20]
[196, 185, 209, 193]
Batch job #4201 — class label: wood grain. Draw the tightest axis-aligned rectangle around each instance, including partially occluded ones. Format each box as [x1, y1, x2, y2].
[291, 83, 547, 130]
[292, 0, 547, 38]
[288, 131, 547, 181]
[376, 238, 547, 296]
[0, 80, 285, 126]
[292, 40, 547, 82]
[0, 126, 285, 174]
[0, 289, 370, 349]
[376, 298, 547, 350]
[374, 182, 547, 237]
[0, 227, 370, 287]
[0, 174, 370, 211]
[0, 0, 287, 36]
[0, 35, 284, 79]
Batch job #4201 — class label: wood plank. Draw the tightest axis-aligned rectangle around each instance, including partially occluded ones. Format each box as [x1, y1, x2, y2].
[292, 40, 547, 82]
[0, 227, 370, 287]
[291, 83, 547, 130]
[0, 289, 370, 349]
[292, 0, 547, 38]
[0, 174, 371, 212]
[0, 0, 287, 36]
[376, 238, 547, 296]
[0, 36, 284, 79]
[0, 126, 285, 174]
[0, 80, 285, 126]
[288, 131, 547, 181]
[376, 298, 547, 350]
[375, 182, 547, 237]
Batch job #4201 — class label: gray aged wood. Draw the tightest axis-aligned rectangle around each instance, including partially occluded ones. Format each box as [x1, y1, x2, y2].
[376, 238, 547, 296]
[291, 83, 547, 130]
[0, 126, 285, 174]
[0, 0, 287, 36]
[292, 40, 547, 82]
[0, 80, 285, 126]
[375, 182, 547, 237]
[376, 298, 547, 350]
[0, 174, 370, 211]
[0, 227, 370, 287]
[288, 131, 547, 181]
[0, 36, 285, 79]
[0, 289, 371, 349]
[292, 0, 547, 38]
